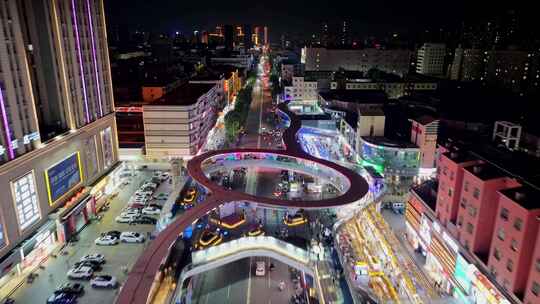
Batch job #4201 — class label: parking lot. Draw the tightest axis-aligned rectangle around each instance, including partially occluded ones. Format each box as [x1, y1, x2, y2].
[8, 166, 172, 304]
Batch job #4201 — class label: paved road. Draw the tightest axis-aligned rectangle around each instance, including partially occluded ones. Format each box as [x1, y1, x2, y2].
[190, 55, 310, 304]
[190, 257, 296, 304]
[8, 168, 171, 304]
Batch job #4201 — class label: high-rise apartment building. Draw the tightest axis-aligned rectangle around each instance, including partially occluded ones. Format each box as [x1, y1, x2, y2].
[0, 0, 119, 289]
[302, 47, 412, 77]
[416, 43, 446, 76]
[254, 26, 260, 46]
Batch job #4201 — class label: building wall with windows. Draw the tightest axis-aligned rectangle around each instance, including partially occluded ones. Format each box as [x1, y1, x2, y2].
[524, 227, 540, 304]
[416, 43, 446, 76]
[1, 0, 42, 162]
[435, 152, 480, 232]
[0, 114, 118, 256]
[143, 84, 219, 158]
[302, 47, 412, 77]
[335, 81, 438, 99]
[410, 118, 439, 169]
[488, 186, 540, 297]
[0, 0, 119, 274]
[283, 77, 318, 101]
[455, 164, 519, 258]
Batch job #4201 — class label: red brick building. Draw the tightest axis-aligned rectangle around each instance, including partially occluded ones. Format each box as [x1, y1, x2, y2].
[435, 151, 480, 231]
[455, 163, 519, 259]
[524, 224, 540, 304]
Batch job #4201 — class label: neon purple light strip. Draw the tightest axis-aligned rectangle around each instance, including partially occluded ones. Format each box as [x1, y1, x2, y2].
[71, 0, 91, 124]
[0, 87, 15, 159]
[86, 0, 103, 117]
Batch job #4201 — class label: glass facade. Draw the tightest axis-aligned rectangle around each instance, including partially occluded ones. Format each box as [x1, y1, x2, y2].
[12, 172, 41, 231]
[358, 138, 420, 176]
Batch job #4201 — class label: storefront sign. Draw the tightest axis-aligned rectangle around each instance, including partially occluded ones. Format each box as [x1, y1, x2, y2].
[100, 127, 114, 169]
[419, 216, 432, 246]
[45, 152, 83, 204]
[443, 232, 459, 253]
[454, 255, 473, 294]
[471, 270, 511, 304]
[433, 221, 441, 233]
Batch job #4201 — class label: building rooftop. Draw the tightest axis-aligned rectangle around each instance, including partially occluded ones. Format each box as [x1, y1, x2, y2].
[319, 90, 387, 104]
[464, 163, 507, 181]
[361, 136, 418, 149]
[441, 151, 478, 164]
[412, 115, 438, 126]
[411, 179, 439, 212]
[499, 185, 540, 210]
[358, 107, 385, 117]
[469, 144, 540, 187]
[149, 83, 215, 106]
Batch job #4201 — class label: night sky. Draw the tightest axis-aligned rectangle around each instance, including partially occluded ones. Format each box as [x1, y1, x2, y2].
[105, 0, 525, 40]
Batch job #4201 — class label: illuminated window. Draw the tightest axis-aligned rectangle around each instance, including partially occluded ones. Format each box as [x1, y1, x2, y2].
[506, 259, 514, 272]
[497, 228, 505, 240]
[500, 208, 509, 221]
[514, 218, 523, 231]
[511, 239, 518, 252]
[11, 172, 41, 231]
[468, 206, 477, 217]
[473, 187, 480, 199]
[494, 248, 502, 261]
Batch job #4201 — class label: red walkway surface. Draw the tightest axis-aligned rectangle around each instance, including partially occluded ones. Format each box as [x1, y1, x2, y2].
[116, 103, 369, 304]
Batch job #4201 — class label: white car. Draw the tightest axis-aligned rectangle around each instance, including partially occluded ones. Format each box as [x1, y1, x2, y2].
[90, 275, 118, 288]
[130, 197, 147, 204]
[80, 253, 105, 264]
[115, 214, 138, 223]
[67, 266, 93, 280]
[255, 261, 265, 276]
[119, 209, 140, 217]
[142, 206, 161, 215]
[94, 235, 119, 246]
[120, 232, 145, 243]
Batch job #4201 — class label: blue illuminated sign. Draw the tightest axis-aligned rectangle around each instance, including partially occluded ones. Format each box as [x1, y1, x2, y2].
[45, 152, 83, 204]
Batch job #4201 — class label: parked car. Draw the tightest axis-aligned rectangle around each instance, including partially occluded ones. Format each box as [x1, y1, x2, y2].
[142, 206, 161, 215]
[67, 266, 93, 280]
[102, 231, 121, 239]
[115, 214, 138, 223]
[54, 283, 85, 296]
[120, 232, 145, 243]
[90, 275, 118, 289]
[73, 261, 102, 271]
[120, 209, 141, 217]
[146, 204, 163, 210]
[131, 216, 157, 225]
[94, 235, 119, 246]
[47, 292, 77, 304]
[80, 253, 105, 264]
